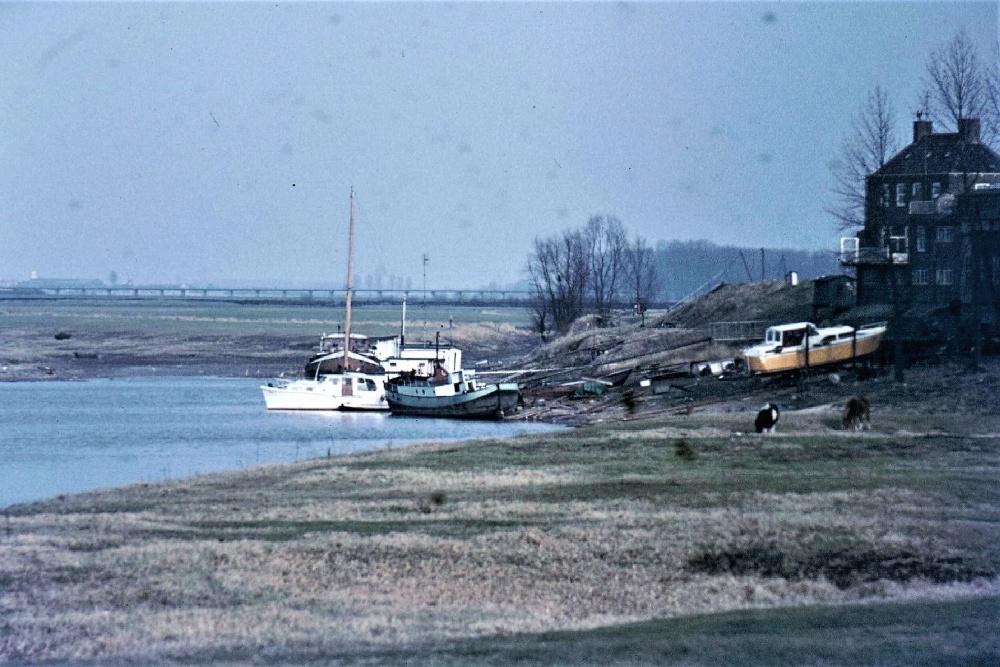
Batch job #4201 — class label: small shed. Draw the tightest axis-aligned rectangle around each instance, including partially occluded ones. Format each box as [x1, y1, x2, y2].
[813, 275, 856, 311]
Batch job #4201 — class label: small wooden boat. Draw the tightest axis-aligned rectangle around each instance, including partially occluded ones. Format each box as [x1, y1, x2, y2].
[385, 366, 520, 419]
[741, 321, 886, 375]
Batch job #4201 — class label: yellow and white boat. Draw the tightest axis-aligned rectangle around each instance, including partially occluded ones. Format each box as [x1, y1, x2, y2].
[742, 321, 886, 375]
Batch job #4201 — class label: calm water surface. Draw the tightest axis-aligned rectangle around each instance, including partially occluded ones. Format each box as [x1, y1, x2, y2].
[0, 377, 562, 507]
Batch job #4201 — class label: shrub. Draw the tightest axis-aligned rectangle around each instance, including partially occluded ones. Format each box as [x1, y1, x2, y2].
[674, 440, 697, 461]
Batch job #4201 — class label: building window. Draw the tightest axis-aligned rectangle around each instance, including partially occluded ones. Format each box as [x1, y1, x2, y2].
[936, 226, 954, 242]
[916, 226, 926, 252]
[881, 184, 890, 207]
[912, 269, 929, 285]
[912, 182, 923, 200]
[896, 183, 906, 207]
[932, 181, 941, 199]
[936, 269, 953, 285]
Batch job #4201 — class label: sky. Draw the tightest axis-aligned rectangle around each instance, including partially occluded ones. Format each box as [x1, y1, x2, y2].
[2, 1, 998, 289]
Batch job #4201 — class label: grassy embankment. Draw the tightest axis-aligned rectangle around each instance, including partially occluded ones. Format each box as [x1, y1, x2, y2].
[2, 404, 998, 664]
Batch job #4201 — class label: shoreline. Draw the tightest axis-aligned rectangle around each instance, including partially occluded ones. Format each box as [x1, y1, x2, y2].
[3, 386, 999, 663]
[4, 303, 1000, 662]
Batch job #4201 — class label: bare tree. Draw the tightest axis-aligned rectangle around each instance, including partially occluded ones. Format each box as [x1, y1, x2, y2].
[828, 85, 898, 231]
[623, 233, 658, 314]
[583, 215, 627, 313]
[924, 30, 989, 130]
[526, 229, 589, 334]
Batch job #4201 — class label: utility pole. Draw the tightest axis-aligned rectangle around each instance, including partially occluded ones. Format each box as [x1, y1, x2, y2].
[422, 253, 429, 307]
[739, 250, 753, 282]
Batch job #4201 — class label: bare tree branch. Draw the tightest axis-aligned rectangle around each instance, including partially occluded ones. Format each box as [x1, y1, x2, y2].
[623, 233, 658, 309]
[923, 29, 988, 130]
[526, 229, 589, 334]
[828, 85, 898, 232]
[583, 216, 628, 314]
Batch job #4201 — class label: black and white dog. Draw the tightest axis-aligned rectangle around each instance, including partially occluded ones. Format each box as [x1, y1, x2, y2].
[754, 403, 780, 433]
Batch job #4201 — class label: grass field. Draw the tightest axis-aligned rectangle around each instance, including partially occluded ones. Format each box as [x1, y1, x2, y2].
[2, 404, 998, 664]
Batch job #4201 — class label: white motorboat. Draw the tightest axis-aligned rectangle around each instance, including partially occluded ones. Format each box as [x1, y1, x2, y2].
[261, 369, 386, 411]
[742, 321, 887, 375]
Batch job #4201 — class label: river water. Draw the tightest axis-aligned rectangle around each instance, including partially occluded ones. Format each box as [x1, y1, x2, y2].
[0, 377, 562, 507]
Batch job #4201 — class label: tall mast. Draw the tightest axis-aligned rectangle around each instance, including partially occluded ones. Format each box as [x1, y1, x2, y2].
[400, 295, 407, 347]
[342, 187, 355, 372]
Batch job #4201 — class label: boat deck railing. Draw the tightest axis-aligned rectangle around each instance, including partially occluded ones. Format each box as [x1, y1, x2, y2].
[705, 320, 768, 342]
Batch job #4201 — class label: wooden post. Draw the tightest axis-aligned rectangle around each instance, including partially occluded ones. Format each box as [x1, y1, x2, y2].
[851, 328, 858, 371]
[801, 327, 810, 393]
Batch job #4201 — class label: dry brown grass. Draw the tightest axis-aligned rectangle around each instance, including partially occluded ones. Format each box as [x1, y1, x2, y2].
[3, 395, 999, 663]
[661, 280, 815, 329]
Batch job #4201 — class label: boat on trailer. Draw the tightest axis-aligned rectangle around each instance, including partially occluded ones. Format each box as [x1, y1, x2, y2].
[385, 366, 520, 419]
[741, 321, 886, 375]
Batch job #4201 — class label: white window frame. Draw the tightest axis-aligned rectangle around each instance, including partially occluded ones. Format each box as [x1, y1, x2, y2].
[912, 182, 922, 199]
[936, 268, 953, 285]
[916, 226, 927, 252]
[912, 269, 929, 285]
[936, 226, 954, 242]
[881, 184, 891, 207]
[931, 182, 941, 199]
[896, 183, 906, 207]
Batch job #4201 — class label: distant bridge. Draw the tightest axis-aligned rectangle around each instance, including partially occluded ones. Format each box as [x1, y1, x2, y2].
[2, 286, 678, 309]
[2, 286, 539, 307]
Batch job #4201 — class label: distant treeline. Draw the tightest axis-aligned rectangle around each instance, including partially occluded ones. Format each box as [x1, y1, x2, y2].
[652, 240, 842, 301]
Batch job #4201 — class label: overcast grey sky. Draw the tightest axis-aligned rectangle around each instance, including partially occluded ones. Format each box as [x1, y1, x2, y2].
[2, 2, 997, 288]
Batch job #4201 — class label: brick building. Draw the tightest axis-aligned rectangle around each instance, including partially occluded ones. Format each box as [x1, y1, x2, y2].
[842, 117, 1000, 331]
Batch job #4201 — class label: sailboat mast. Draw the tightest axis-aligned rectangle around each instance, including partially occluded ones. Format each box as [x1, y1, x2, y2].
[400, 295, 407, 347]
[342, 187, 355, 372]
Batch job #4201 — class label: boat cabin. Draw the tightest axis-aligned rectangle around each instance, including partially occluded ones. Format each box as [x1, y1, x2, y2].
[764, 323, 819, 348]
[761, 322, 860, 350]
[318, 333, 371, 355]
[368, 337, 463, 375]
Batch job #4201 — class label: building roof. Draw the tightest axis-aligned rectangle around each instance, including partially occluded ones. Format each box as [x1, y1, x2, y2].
[875, 133, 1000, 176]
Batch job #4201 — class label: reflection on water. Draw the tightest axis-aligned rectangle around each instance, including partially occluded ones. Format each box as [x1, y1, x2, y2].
[0, 377, 562, 506]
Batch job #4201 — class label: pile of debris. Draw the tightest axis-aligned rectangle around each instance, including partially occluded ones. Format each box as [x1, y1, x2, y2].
[503, 279, 853, 423]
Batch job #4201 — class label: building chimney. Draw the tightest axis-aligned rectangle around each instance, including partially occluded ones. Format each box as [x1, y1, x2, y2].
[958, 118, 981, 143]
[913, 118, 933, 142]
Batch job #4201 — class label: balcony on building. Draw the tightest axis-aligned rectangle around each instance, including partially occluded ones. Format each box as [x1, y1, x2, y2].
[840, 236, 909, 266]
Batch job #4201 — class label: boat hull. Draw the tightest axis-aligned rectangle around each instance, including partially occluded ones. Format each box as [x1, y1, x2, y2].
[745, 329, 884, 374]
[260, 373, 390, 411]
[261, 383, 343, 411]
[386, 382, 520, 419]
